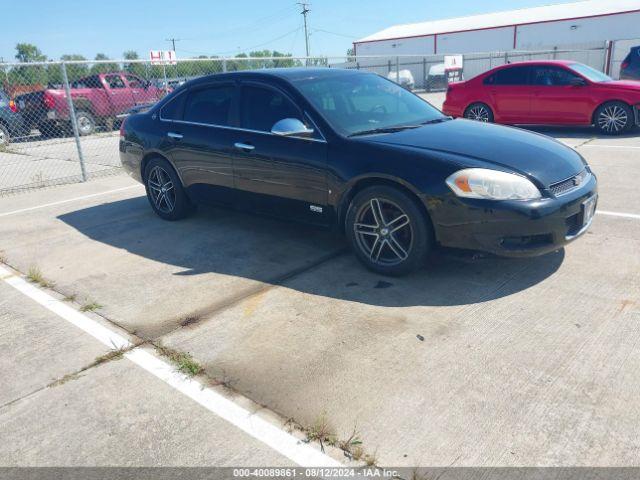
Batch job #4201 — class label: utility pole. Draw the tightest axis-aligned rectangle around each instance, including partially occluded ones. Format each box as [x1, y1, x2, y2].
[297, 2, 311, 63]
[165, 37, 180, 52]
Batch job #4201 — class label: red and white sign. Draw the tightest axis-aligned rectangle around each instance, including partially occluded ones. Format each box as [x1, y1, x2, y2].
[444, 55, 463, 71]
[150, 50, 177, 65]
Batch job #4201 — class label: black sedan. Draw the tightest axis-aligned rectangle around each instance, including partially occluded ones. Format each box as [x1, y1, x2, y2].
[119, 68, 597, 276]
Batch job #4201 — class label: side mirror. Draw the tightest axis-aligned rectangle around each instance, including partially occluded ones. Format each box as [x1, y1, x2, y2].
[571, 77, 587, 86]
[271, 118, 314, 137]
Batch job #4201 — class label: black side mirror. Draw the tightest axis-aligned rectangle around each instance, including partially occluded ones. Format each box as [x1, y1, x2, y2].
[571, 77, 587, 86]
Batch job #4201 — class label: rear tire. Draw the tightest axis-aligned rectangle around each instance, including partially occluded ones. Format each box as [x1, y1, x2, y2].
[74, 110, 96, 136]
[464, 103, 494, 123]
[346, 185, 432, 276]
[143, 157, 192, 221]
[0, 123, 10, 147]
[594, 101, 634, 135]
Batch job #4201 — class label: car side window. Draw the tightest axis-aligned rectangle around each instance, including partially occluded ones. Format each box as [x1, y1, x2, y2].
[532, 67, 579, 86]
[485, 66, 530, 86]
[160, 92, 185, 121]
[241, 85, 302, 132]
[124, 75, 144, 88]
[183, 85, 235, 125]
[105, 75, 126, 89]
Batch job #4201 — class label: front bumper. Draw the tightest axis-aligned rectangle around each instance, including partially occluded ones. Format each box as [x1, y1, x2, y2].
[432, 173, 598, 257]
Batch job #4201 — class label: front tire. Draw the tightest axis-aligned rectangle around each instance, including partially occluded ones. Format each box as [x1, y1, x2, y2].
[144, 157, 192, 221]
[464, 103, 494, 123]
[346, 185, 432, 276]
[594, 101, 634, 135]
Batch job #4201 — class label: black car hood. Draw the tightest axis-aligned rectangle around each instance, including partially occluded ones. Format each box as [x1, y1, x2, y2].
[365, 119, 585, 186]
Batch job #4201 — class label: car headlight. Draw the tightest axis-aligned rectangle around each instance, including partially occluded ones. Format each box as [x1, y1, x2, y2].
[446, 168, 541, 200]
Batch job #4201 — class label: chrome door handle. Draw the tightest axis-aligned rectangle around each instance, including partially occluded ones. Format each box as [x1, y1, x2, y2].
[167, 132, 183, 139]
[234, 142, 255, 151]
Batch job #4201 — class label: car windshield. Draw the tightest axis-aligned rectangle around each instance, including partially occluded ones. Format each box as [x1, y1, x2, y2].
[568, 63, 612, 83]
[292, 72, 445, 136]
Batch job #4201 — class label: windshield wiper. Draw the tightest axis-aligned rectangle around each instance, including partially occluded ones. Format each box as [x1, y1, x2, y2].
[420, 116, 453, 125]
[348, 124, 421, 137]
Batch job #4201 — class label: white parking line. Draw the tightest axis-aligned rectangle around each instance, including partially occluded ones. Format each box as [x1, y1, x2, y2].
[597, 210, 640, 220]
[0, 185, 143, 218]
[582, 144, 640, 149]
[0, 264, 341, 468]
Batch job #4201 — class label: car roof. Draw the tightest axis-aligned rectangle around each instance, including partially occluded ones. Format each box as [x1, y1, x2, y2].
[187, 67, 363, 86]
[492, 60, 576, 69]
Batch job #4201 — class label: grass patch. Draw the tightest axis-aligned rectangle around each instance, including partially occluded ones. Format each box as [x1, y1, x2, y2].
[63, 293, 77, 302]
[27, 265, 54, 288]
[339, 426, 363, 455]
[80, 301, 103, 312]
[306, 413, 337, 449]
[364, 451, 378, 466]
[157, 345, 203, 376]
[180, 315, 200, 327]
[89, 347, 127, 368]
[0, 250, 7, 264]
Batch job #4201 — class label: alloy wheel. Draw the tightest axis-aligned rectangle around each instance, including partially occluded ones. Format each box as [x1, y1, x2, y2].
[147, 165, 176, 214]
[598, 105, 628, 133]
[77, 115, 93, 135]
[353, 198, 413, 267]
[466, 105, 490, 122]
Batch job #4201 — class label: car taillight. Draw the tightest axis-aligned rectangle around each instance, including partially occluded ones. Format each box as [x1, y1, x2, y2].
[119, 117, 127, 139]
[43, 92, 55, 110]
[8, 100, 18, 113]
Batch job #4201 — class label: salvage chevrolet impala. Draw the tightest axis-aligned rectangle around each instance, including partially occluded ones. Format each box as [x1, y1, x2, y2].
[119, 69, 597, 276]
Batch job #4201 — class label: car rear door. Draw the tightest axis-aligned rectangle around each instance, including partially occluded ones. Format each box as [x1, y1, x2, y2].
[231, 81, 328, 222]
[162, 82, 238, 193]
[102, 74, 135, 115]
[485, 66, 532, 123]
[529, 65, 592, 124]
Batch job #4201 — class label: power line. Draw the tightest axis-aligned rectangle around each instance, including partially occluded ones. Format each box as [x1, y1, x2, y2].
[311, 27, 358, 39]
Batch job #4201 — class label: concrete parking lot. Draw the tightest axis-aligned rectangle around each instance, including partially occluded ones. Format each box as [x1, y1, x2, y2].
[1, 105, 639, 466]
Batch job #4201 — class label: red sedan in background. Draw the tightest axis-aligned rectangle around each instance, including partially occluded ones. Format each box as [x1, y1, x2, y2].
[443, 60, 640, 135]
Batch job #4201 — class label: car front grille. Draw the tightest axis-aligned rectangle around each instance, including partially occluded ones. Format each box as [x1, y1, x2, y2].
[549, 169, 589, 197]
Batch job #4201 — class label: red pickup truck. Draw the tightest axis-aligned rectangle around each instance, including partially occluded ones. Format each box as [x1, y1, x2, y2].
[17, 72, 162, 137]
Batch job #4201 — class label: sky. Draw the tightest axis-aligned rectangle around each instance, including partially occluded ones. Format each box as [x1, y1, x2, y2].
[0, 0, 576, 62]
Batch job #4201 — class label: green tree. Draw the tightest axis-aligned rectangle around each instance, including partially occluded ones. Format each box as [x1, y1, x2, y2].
[123, 50, 145, 77]
[12, 43, 48, 86]
[90, 53, 120, 75]
[15, 43, 46, 63]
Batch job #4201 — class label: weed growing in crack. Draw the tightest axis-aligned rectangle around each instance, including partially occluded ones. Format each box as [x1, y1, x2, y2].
[27, 265, 54, 288]
[157, 345, 203, 376]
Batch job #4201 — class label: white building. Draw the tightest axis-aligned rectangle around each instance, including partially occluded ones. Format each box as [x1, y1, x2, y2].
[354, 0, 640, 58]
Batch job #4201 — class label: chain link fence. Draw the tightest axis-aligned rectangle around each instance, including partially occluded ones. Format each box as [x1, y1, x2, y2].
[0, 42, 633, 196]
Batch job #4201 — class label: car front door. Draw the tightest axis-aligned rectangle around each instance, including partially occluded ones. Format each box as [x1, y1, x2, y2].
[231, 82, 328, 222]
[530, 66, 593, 124]
[123, 74, 155, 105]
[162, 82, 238, 195]
[102, 74, 135, 115]
[485, 66, 532, 123]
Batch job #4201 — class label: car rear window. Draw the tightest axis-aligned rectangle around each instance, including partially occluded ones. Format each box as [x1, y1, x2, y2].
[159, 92, 185, 121]
[183, 85, 235, 125]
[484, 66, 530, 85]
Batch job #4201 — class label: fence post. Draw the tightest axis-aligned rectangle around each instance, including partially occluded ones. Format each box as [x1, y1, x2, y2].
[422, 58, 427, 89]
[388, 60, 391, 73]
[395, 56, 400, 82]
[61, 62, 87, 182]
[222, 57, 227, 73]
